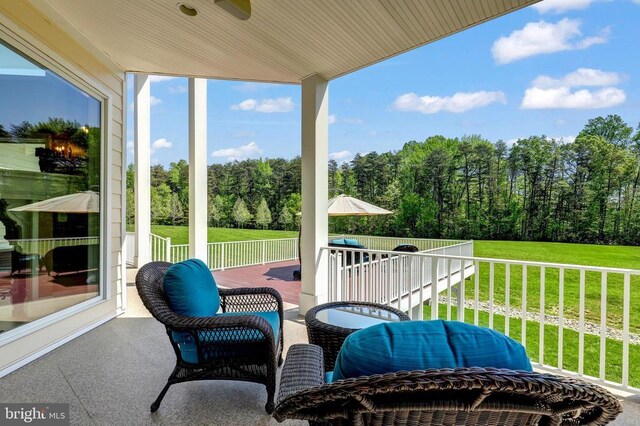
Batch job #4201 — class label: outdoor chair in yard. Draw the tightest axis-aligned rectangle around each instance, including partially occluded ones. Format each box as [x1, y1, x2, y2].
[273, 320, 622, 425]
[136, 259, 284, 413]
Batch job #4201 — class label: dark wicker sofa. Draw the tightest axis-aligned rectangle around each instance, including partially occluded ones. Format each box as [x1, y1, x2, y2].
[135, 261, 284, 413]
[273, 344, 622, 426]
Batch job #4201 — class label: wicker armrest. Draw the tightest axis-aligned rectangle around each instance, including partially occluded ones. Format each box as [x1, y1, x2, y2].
[166, 310, 275, 342]
[275, 344, 325, 417]
[219, 287, 283, 315]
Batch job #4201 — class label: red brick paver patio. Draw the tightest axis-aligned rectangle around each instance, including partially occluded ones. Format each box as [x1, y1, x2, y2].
[213, 260, 301, 305]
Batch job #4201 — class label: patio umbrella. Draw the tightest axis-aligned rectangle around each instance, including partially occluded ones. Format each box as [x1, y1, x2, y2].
[9, 191, 99, 213]
[327, 194, 393, 216]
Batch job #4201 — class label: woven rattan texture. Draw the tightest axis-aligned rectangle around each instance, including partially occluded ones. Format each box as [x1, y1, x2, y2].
[274, 344, 622, 425]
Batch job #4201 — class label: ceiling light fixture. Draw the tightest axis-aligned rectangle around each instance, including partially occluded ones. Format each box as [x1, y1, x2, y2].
[214, 0, 251, 21]
[177, 3, 198, 17]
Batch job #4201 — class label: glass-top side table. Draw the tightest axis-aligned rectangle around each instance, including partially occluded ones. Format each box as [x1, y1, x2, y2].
[305, 301, 410, 371]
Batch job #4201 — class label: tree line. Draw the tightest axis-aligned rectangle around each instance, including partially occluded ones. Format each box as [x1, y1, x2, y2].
[126, 114, 640, 245]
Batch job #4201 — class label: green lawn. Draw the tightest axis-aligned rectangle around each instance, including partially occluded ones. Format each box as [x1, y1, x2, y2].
[471, 241, 640, 333]
[474, 240, 640, 269]
[428, 305, 640, 388]
[129, 225, 298, 245]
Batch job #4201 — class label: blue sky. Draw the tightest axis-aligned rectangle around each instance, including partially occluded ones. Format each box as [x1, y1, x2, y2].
[122, 0, 640, 166]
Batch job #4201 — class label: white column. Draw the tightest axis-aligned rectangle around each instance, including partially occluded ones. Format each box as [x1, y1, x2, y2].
[299, 74, 329, 314]
[188, 78, 208, 262]
[134, 74, 151, 267]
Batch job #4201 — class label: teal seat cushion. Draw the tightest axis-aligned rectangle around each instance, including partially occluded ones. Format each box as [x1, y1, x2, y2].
[174, 311, 280, 364]
[331, 320, 531, 382]
[325, 371, 334, 383]
[163, 258, 220, 317]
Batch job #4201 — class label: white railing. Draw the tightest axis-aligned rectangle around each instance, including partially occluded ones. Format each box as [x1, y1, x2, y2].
[325, 241, 474, 314]
[125, 232, 135, 266]
[170, 244, 189, 263]
[143, 233, 466, 271]
[207, 238, 299, 270]
[150, 233, 172, 262]
[331, 234, 466, 252]
[8, 236, 100, 257]
[324, 245, 640, 393]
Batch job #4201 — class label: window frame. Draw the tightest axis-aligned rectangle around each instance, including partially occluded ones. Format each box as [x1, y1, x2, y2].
[0, 23, 114, 345]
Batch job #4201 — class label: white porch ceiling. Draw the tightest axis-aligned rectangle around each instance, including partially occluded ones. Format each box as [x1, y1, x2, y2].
[38, 0, 539, 84]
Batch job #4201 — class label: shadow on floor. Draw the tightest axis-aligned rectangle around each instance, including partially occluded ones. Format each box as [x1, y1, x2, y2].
[264, 264, 299, 282]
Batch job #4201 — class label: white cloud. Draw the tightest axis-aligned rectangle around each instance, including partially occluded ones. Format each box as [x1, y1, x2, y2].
[532, 68, 623, 89]
[169, 85, 187, 94]
[492, 19, 609, 64]
[329, 150, 353, 162]
[522, 68, 626, 109]
[149, 75, 178, 83]
[233, 99, 257, 110]
[522, 87, 625, 109]
[152, 138, 172, 150]
[532, 0, 595, 14]
[393, 91, 506, 114]
[328, 114, 337, 125]
[126, 139, 172, 154]
[231, 97, 294, 113]
[343, 117, 365, 125]
[548, 135, 576, 144]
[211, 142, 263, 161]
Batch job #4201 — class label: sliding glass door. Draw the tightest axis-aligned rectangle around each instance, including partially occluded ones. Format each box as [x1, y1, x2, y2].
[0, 39, 103, 335]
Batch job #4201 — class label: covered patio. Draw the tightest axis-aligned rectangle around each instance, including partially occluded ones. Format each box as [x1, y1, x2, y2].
[1, 0, 639, 424]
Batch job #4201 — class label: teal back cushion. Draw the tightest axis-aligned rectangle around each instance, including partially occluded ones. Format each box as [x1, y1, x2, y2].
[330, 238, 346, 245]
[163, 258, 220, 317]
[331, 320, 531, 382]
[344, 238, 360, 246]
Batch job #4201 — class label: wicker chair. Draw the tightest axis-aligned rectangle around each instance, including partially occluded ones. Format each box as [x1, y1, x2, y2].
[135, 261, 284, 413]
[273, 344, 622, 425]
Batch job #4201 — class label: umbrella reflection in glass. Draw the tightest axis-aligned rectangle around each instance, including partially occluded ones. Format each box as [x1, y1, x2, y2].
[9, 191, 99, 214]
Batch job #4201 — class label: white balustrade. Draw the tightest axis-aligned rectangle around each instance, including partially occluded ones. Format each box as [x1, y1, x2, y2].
[8, 236, 100, 257]
[206, 238, 299, 270]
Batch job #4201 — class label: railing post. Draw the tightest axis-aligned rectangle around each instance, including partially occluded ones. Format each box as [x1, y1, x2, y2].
[165, 237, 172, 263]
[430, 257, 438, 320]
[457, 259, 465, 322]
[221, 243, 226, 271]
[262, 240, 266, 265]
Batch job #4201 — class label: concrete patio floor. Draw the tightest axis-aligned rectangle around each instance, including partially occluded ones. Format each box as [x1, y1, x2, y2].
[1, 265, 639, 425]
[0, 286, 307, 425]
